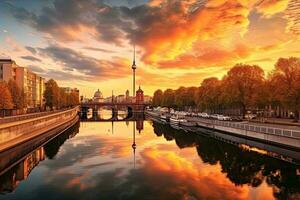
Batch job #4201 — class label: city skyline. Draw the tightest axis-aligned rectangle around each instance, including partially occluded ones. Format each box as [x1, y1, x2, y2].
[0, 0, 300, 97]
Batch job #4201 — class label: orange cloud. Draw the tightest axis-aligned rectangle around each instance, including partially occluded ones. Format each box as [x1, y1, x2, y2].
[157, 43, 251, 69]
[138, 0, 252, 66]
[256, 0, 289, 17]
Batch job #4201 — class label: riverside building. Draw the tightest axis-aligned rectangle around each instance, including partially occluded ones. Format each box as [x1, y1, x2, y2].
[0, 59, 45, 108]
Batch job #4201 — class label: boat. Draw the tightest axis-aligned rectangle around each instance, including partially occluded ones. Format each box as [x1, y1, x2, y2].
[180, 121, 197, 127]
[170, 114, 187, 125]
[160, 113, 168, 122]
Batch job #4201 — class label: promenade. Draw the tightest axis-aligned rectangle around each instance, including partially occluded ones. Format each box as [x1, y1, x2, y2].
[0, 107, 79, 152]
[146, 111, 300, 150]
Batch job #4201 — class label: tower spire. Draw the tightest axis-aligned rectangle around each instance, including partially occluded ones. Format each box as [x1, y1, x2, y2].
[132, 44, 136, 69]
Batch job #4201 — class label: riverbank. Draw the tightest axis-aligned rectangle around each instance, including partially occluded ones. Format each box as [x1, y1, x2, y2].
[0, 106, 79, 153]
[146, 110, 300, 150]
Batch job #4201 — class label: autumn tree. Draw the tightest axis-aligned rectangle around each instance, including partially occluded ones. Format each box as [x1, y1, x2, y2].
[0, 81, 13, 110]
[162, 89, 175, 108]
[69, 91, 79, 106]
[185, 87, 198, 108]
[196, 77, 222, 113]
[152, 89, 163, 106]
[269, 57, 300, 121]
[44, 79, 60, 110]
[223, 64, 265, 118]
[174, 87, 186, 109]
[7, 80, 26, 109]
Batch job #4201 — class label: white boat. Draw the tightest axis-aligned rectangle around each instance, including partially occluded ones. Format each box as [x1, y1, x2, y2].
[170, 114, 187, 125]
[160, 113, 168, 120]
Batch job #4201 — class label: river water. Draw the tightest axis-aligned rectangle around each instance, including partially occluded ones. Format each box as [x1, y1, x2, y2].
[0, 112, 300, 200]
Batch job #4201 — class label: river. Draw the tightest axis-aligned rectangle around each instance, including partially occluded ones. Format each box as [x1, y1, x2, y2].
[0, 111, 299, 200]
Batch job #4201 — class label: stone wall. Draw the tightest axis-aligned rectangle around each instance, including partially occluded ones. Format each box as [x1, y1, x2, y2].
[0, 107, 79, 152]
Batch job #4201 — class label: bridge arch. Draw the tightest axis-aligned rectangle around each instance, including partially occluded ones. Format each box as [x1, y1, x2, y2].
[80, 102, 149, 120]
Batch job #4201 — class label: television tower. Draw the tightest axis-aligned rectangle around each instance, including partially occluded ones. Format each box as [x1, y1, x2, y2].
[131, 44, 136, 99]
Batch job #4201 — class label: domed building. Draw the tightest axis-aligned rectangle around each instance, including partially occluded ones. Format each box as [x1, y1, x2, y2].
[93, 89, 104, 102]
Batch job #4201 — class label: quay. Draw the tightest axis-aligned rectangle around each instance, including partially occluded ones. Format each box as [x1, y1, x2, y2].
[0, 107, 79, 153]
[146, 111, 300, 150]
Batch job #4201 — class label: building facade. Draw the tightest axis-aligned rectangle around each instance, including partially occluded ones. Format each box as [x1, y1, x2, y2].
[93, 89, 104, 103]
[0, 59, 45, 108]
[136, 86, 144, 104]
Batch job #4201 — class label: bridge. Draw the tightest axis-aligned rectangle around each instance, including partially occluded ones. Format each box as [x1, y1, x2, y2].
[80, 102, 150, 119]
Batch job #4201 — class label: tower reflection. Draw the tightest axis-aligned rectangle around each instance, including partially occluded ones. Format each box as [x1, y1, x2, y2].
[132, 121, 137, 169]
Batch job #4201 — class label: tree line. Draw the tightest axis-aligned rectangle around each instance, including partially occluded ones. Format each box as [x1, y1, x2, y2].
[44, 79, 79, 110]
[0, 80, 26, 110]
[0, 78, 79, 111]
[152, 57, 300, 120]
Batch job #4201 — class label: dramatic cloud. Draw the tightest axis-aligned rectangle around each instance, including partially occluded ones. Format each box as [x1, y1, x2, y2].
[83, 47, 116, 53]
[256, 0, 289, 17]
[25, 46, 37, 54]
[27, 65, 46, 73]
[21, 55, 41, 62]
[2, 0, 300, 95]
[38, 45, 131, 80]
[9, 0, 97, 41]
[285, 0, 300, 35]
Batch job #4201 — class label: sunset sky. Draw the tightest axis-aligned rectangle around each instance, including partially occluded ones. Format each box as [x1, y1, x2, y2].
[0, 0, 299, 97]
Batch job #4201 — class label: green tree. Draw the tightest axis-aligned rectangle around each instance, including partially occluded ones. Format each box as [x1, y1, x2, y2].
[44, 79, 60, 110]
[152, 89, 163, 106]
[0, 81, 13, 109]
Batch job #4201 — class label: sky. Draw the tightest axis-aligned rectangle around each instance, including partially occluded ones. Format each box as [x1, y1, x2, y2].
[0, 0, 299, 98]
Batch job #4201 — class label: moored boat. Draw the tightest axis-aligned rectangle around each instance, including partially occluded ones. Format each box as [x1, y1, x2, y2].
[180, 121, 197, 127]
[170, 114, 187, 125]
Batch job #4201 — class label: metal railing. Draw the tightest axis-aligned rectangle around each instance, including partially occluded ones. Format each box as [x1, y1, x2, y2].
[0, 106, 79, 124]
[212, 120, 300, 139]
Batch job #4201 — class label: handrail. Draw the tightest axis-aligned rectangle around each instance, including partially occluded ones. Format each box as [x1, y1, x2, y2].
[209, 119, 300, 139]
[0, 106, 79, 124]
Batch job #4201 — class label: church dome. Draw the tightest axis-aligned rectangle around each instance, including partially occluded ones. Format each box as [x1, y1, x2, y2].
[94, 89, 103, 99]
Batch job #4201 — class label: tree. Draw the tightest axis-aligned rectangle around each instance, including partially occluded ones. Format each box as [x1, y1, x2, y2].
[152, 89, 163, 106]
[174, 87, 186, 109]
[185, 87, 198, 108]
[196, 77, 222, 113]
[269, 57, 300, 121]
[44, 79, 60, 110]
[69, 91, 79, 106]
[223, 64, 265, 118]
[7, 80, 26, 109]
[0, 81, 13, 109]
[162, 89, 175, 108]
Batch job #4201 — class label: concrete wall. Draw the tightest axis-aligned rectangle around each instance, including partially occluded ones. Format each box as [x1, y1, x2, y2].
[0, 107, 79, 152]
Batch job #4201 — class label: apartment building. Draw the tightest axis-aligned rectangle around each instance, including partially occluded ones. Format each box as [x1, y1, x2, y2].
[0, 59, 45, 108]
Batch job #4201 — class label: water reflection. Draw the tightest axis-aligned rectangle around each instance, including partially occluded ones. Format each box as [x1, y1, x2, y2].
[0, 121, 80, 194]
[152, 121, 300, 200]
[0, 119, 299, 200]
